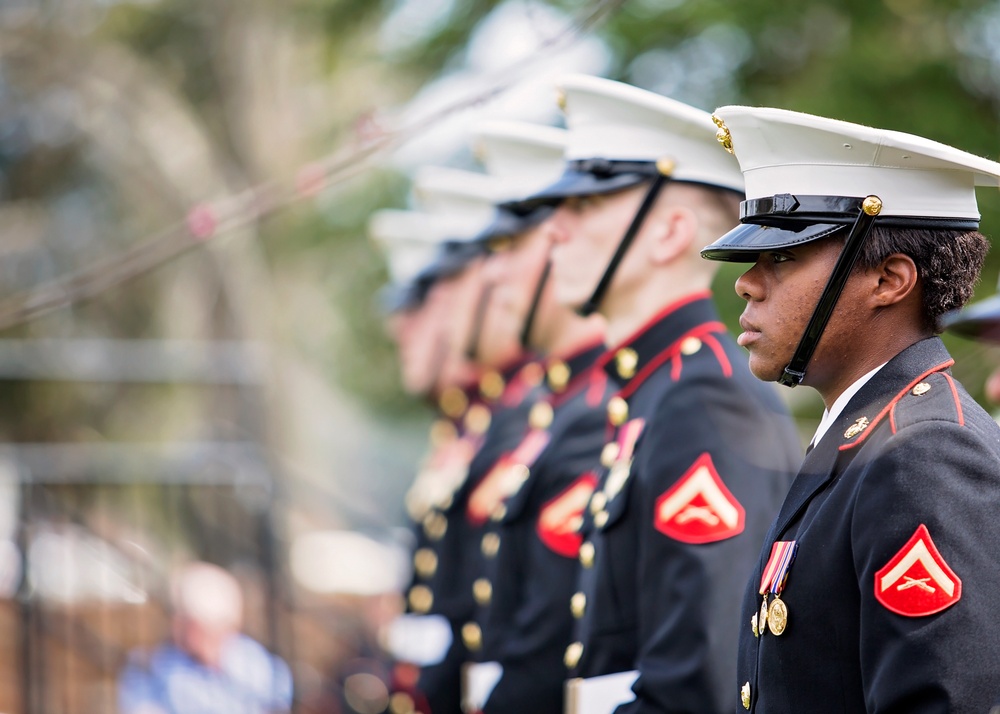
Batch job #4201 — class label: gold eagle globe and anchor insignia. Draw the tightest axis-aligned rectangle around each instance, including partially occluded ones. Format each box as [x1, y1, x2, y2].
[712, 115, 734, 154]
[844, 416, 870, 439]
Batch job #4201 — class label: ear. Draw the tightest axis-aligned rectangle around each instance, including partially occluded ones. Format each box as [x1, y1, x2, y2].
[646, 205, 698, 266]
[871, 253, 919, 308]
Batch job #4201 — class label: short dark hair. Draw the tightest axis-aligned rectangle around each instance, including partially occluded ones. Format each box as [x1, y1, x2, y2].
[851, 226, 989, 332]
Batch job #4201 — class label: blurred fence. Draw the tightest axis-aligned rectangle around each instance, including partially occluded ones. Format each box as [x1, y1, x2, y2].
[0, 339, 299, 714]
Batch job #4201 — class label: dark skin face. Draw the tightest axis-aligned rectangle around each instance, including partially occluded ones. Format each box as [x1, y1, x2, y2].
[733, 236, 929, 409]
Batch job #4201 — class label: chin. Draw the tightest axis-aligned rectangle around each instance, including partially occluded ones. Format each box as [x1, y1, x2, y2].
[747, 354, 785, 384]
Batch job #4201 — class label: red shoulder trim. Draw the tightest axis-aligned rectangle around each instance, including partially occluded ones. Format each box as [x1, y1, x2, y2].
[619, 322, 727, 399]
[702, 333, 732, 378]
[601, 291, 713, 359]
[839, 359, 955, 452]
[941, 373, 964, 427]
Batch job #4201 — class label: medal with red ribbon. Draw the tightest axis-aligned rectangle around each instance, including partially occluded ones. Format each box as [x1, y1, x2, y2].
[756, 540, 798, 637]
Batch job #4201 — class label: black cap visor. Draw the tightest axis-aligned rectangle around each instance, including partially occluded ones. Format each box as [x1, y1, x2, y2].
[942, 294, 1000, 343]
[476, 205, 555, 244]
[417, 239, 487, 282]
[518, 160, 659, 209]
[700, 222, 844, 263]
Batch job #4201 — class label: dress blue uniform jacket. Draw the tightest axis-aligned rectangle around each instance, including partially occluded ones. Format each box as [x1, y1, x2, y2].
[570, 292, 801, 714]
[473, 343, 608, 714]
[415, 360, 545, 714]
[737, 337, 1000, 713]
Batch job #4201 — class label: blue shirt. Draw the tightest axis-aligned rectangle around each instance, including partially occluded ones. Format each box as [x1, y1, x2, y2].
[118, 635, 293, 714]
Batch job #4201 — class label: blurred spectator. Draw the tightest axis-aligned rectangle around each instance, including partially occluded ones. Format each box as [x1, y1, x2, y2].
[118, 561, 293, 714]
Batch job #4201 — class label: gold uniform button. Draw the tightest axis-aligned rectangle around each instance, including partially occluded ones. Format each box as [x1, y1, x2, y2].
[511, 463, 530, 485]
[389, 692, 415, 714]
[464, 404, 492, 435]
[473, 578, 492, 606]
[529, 401, 554, 430]
[462, 622, 482, 651]
[429, 419, 458, 448]
[480, 371, 506, 400]
[547, 360, 570, 391]
[680, 337, 702, 355]
[482, 532, 501, 558]
[570, 592, 586, 619]
[607, 397, 629, 426]
[423, 512, 447, 541]
[408, 585, 433, 614]
[579, 541, 595, 568]
[492, 504, 508, 521]
[594, 510, 609, 528]
[589, 491, 608, 515]
[439, 386, 468, 419]
[413, 548, 438, 578]
[614, 347, 638, 379]
[912, 382, 931, 396]
[600, 441, 620, 468]
[564, 641, 584, 669]
[741, 682, 751, 709]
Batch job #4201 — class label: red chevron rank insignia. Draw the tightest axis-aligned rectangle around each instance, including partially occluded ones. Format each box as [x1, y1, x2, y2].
[537, 473, 598, 557]
[654, 453, 744, 544]
[875, 524, 962, 617]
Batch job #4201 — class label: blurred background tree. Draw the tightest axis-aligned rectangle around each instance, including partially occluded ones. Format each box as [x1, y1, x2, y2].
[1, 0, 1000, 711]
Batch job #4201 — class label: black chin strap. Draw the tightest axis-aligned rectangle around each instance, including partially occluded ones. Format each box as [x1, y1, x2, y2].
[577, 169, 672, 317]
[779, 195, 883, 387]
[465, 282, 495, 361]
[520, 260, 552, 350]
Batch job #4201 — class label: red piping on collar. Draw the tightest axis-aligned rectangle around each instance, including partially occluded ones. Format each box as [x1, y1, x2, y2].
[597, 290, 713, 370]
[839, 358, 955, 452]
[618, 321, 727, 400]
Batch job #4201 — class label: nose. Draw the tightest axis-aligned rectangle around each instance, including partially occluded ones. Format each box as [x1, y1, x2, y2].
[548, 206, 572, 244]
[734, 261, 763, 302]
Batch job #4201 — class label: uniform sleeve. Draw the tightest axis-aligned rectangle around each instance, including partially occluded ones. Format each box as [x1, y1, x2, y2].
[851, 419, 1000, 713]
[618, 376, 795, 714]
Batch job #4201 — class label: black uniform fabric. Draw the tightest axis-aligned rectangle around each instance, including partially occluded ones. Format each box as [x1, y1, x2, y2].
[415, 361, 545, 714]
[737, 337, 1000, 713]
[570, 293, 801, 714]
[474, 344, 609, 714]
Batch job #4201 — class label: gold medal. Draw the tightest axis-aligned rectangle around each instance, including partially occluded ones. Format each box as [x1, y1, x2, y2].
[767, 596, 789, 636]
[759, 596, 769, 636]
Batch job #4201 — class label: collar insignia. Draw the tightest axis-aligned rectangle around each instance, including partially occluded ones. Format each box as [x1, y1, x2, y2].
[844, 416, 869, 439]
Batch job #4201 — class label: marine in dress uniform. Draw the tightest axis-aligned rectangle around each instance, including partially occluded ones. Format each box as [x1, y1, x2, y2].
[458, 121, 610, 714]
[535, 76, 802, 714]
[700, 106, 1000, 712]
[404, 166, 551, 714]
[372, 170, 539, 714]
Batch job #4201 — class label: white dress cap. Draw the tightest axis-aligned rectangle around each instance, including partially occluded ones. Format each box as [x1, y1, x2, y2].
[368, 209, 476, 284]
[556, 74, 744, 193]
[411, 166, 506, 231]
[471, 121, 567, 202]
[713, 105, 1000, 221]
